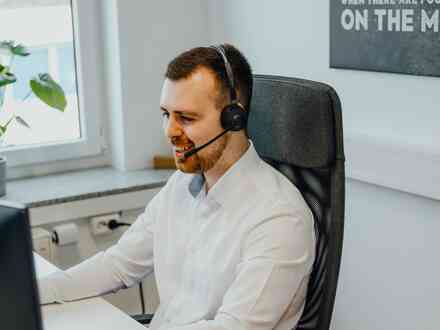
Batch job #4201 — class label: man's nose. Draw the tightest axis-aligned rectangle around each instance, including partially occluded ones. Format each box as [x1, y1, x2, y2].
[164, 115, 182, 140]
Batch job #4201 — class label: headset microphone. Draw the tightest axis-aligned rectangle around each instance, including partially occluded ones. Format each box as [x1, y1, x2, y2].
[182, 129, 230, 160]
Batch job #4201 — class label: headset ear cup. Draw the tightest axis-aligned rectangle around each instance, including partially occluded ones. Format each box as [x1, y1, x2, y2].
[221, 104, 247, 131]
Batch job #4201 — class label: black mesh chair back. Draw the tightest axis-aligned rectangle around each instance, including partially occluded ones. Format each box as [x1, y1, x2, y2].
[248, 75, 345, 330]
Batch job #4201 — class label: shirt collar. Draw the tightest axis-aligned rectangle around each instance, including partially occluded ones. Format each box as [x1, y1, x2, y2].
[188, 140, 260, 207]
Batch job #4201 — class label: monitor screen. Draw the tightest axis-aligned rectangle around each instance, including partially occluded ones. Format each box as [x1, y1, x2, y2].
[0, 201, 43, 330]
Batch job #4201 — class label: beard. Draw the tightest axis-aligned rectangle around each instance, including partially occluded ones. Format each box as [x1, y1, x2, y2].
[174, 133, 228, 174]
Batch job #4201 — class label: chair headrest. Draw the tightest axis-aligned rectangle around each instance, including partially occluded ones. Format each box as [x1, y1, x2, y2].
[248, 75, 342, 168]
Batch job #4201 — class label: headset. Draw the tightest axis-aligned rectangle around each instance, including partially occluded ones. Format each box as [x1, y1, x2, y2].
[183, 45, 248, 159]
[211, 45, 248, 132]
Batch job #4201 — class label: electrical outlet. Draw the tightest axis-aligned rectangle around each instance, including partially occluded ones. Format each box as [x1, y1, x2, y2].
[90, 213, 120, 236]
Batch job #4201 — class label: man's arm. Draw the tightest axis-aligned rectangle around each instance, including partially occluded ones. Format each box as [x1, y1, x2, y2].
[38, 206, 156, 304]
[160, 205, 316, 330]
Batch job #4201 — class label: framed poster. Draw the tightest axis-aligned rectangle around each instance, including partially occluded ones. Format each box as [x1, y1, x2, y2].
[330, 0, 440, 77]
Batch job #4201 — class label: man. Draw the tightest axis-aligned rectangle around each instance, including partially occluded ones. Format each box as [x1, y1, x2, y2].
[38, 44, 316, 330]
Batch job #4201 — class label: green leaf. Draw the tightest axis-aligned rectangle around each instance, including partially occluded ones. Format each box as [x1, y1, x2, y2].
[3, 115, 15, 129]
[30, 73, 67, 111]
[12, 44, 30, 56]
[15, 115, 31, 129]
[0, 64, 16, 87]
[0, 115, 15, 136]
[0, 40, 30, 56]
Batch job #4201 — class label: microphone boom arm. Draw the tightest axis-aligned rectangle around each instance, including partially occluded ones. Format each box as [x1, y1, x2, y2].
[183, 128, 231, 159]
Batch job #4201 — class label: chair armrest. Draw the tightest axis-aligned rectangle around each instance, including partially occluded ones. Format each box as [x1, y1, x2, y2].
[131, 313, 154, 325]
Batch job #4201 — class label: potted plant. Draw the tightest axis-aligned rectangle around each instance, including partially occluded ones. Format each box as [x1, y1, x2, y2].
[0, 40, 67, 196]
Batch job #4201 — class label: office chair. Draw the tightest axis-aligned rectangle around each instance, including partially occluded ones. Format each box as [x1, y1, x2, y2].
[132, 75, 345, 330]
[248, 75, 345, 330]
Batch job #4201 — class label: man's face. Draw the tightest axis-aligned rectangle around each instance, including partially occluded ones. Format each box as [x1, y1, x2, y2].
[160, 67, 227, 173]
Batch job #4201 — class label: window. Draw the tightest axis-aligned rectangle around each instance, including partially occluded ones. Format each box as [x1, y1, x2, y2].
[0, 0, 103, 167]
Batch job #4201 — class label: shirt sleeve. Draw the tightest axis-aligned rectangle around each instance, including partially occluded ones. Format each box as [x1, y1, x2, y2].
[37, 201, 157, 305]
[159, 205, 316, 330]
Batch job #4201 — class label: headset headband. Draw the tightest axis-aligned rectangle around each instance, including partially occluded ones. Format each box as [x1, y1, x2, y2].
[210, 45, 238, 104]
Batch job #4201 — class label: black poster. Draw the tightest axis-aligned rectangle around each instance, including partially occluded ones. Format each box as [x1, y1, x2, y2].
[330, 0, 440, 77]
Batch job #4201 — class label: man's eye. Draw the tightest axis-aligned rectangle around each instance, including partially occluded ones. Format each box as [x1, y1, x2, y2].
[180, 116, 194, 123]
[161, 112, 169, 119]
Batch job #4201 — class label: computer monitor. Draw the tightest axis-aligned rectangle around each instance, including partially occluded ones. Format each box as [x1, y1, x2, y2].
[0, 201, 43, 330]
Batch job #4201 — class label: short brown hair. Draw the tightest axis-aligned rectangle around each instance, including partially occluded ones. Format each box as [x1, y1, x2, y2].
[165, 44, 253, 112]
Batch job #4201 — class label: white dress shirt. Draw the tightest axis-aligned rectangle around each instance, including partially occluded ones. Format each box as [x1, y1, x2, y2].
[38, 141, 316, 330]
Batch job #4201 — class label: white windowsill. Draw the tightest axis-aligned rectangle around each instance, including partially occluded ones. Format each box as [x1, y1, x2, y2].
[0, 167, 174, 226]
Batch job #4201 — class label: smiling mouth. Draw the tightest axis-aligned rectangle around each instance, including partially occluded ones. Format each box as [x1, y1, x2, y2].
[174, 145, 194, 158]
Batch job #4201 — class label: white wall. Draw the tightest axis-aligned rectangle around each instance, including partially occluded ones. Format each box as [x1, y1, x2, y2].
[101, 0, 210, 171]
[208, 0, 440, 200]
[206, 1, 440, 329]
[337, 179, 440, 330]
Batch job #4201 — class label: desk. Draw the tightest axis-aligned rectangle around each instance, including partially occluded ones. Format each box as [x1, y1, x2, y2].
[34, 253, 146, 330]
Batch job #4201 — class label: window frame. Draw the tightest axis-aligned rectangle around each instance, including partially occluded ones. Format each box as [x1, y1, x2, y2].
[1, 0, 104, 168]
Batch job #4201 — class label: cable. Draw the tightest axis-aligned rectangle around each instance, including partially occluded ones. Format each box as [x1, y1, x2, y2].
[139, 282, 146, 314]
[107, 219, 131, 230]
[105, 218, 146, 314]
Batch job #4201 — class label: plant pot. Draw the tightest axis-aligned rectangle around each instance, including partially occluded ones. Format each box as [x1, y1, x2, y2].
[0, 156, 6, 197]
